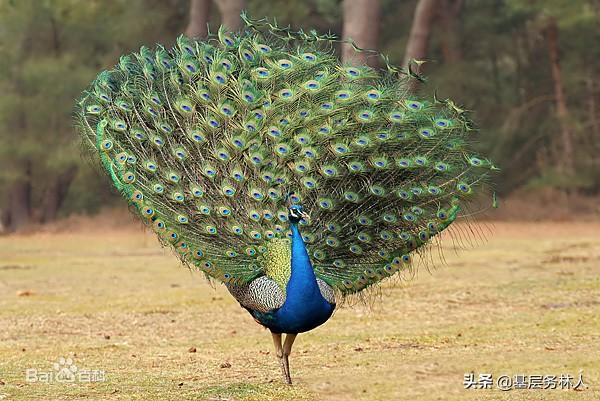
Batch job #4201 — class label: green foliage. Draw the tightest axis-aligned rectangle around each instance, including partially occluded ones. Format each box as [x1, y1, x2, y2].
[526, 168, 595, 191]
[1, 0, 599, 226]
[0, 0, 188, 218]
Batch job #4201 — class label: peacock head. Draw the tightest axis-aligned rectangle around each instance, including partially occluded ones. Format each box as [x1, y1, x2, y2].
[288, 204, 309, 224]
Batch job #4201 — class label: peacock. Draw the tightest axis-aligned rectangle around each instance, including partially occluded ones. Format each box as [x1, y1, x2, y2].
[75, 14, 495, 384]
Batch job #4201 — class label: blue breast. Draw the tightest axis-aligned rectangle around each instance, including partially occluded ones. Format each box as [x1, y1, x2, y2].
[252, 283, 335, 334]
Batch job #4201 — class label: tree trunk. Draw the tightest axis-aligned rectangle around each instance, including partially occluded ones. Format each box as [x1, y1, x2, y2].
[215, 0, 246, 31]
[489, 48, 501, 105]
[586, 71, 599, 144]
[544, 17, 574, 175]
[403, 0, 438, 91]
[513, 32, 525, 104]
[438, 0, 463, 63]
[403, 0, 438, 68]
[1, 161, 32, 233]
[185, 0, 212, 38]
[341, 0, 380, 67]
[40, 165, 78, 223]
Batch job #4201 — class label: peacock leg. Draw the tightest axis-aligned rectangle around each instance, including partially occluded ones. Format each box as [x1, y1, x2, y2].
[271, 332, 286, 382]
[282, 333, 297, 385]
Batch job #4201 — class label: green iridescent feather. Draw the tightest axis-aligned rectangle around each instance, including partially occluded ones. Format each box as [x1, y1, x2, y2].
[75, 15, 496, 296]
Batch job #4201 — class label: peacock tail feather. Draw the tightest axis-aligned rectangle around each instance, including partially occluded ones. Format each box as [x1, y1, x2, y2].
[75, 14, 496, 297]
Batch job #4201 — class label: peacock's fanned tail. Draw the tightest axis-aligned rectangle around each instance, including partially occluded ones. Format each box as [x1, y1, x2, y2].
[74, 15, 496, 296]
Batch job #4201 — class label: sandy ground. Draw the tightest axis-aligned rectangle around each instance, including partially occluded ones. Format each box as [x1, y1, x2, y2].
[0, 221, 598, 400]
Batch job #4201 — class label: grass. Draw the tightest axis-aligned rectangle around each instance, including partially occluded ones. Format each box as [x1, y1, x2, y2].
[0, 221, 598, 400]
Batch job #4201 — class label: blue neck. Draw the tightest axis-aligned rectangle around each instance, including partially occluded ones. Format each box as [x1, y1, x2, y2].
[286, 223, 321, 301]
